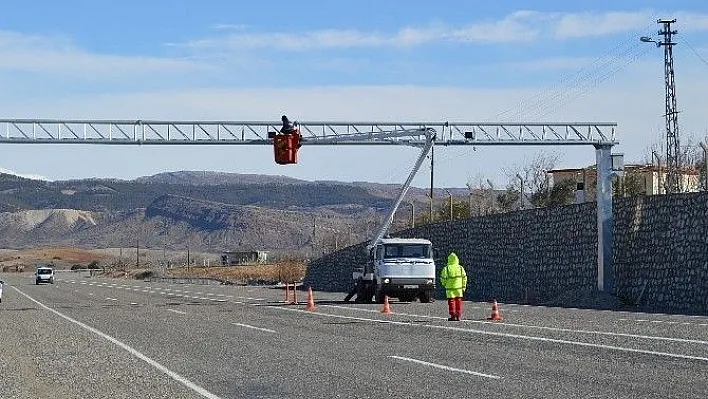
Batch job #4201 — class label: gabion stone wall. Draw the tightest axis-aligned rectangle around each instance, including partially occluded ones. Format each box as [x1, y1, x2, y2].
[304, 192, 708, 314]
[614, 192, 708, 314]
[305, 203, 598, 303]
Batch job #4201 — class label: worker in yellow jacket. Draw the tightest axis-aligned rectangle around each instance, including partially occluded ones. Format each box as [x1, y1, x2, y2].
[440, 252, 467, 321]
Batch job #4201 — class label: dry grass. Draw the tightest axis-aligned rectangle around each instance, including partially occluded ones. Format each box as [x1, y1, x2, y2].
[21, 247, 106, 264]
[166, 261, 307, 283]
[0, 247, 107, 271]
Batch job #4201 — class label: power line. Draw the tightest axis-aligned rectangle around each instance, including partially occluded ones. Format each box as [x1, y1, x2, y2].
[491, 22, 655, 122]
[529, 44, 653, 120]
[683, 38, 708, 68]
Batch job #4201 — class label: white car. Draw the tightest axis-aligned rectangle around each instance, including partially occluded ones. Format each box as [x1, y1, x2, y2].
[0, 280, 4, 303]
[35, 267, 55, 285]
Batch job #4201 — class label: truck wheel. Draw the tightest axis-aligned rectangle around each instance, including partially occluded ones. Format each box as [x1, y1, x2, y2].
[354, 283, 367, 303]
[400, 294, 415, 302]
[419, 291, 432, 303]
[374, 289, 385, 304]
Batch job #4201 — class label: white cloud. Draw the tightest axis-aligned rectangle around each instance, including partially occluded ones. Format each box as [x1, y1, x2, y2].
[0, 30, 209, 77]
[212, 23, 249, 30]
[675, 12, 708, 31]
[448, 10, 541, 43]
[501, 56, 596, 72]
[179, 10, 708, 53]
[554, 11, 654, 39]
[180, 11, 545, 51]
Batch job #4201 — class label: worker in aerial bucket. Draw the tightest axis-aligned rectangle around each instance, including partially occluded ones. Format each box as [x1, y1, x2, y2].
[280, 115, 298, 135]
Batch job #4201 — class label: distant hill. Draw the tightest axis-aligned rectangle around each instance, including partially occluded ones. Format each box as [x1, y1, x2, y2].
[134, 171, 307, 186]
[0, 172, 392, 213]
[0, 171, 480, 252]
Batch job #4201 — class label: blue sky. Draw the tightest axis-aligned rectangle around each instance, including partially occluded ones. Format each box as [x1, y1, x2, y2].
[1, 1, 708, 187]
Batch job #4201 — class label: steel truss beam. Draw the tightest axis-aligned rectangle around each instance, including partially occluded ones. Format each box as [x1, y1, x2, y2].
[0, 119, 617, 146]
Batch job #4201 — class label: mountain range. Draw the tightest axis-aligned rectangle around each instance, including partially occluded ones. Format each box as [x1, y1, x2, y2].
[0, 170, 473, 255]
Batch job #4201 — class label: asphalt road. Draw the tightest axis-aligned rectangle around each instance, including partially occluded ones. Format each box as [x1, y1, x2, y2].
[1, 272, 707, 399]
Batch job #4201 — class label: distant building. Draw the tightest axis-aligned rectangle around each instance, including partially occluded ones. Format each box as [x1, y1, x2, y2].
[220, 250, 268, 266]
[548, 163, 701, 202]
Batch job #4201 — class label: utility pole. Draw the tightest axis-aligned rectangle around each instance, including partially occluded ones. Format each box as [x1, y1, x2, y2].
[516, 174, 524, 210]
[652, 151, 663, 194]
[311, 214, 316, 255]
[641, 19, 681, 193]
[136, 239, 139, 267]
[700, 142, 708, 190]
[429, 145, 434, 222]
[409, 201, 415, 228]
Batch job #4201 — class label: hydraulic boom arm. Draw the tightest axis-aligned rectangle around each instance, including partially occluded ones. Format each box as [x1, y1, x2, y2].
[369, 128, 436, 247]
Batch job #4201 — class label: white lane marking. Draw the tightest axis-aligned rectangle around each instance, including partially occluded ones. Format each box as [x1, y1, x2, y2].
[11, 286, 223, 399]
[322, 304, 708, 346]
[130, 302, 139, 306]
[389, 356, 500, 379]
[273, 306, 708, 362]
[105, 298, 118, 301]
[619, 318, 708, 327]
[167, 309, 187, 315]
[232, 322, 276, 334]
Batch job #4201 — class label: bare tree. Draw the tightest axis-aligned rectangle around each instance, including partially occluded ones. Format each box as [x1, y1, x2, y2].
[503, 151, 560, 208]
[466, 174, 497, 216]
[642, 133, 703, 193]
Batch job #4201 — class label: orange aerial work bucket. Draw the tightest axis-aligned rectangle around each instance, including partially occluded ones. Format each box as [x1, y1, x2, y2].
[273, 132, 302, 165]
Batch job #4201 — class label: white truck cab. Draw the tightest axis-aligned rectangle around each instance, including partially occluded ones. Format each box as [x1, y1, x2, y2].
[352, 237, 436, 303]
[35, 266, 55, 285]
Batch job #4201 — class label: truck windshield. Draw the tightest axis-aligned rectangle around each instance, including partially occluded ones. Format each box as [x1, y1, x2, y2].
[383, 244, 431, 259]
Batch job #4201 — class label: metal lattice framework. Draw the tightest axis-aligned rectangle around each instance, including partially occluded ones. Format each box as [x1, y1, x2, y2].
[659, 19, 681, 193]
[0, 119, 617, 146]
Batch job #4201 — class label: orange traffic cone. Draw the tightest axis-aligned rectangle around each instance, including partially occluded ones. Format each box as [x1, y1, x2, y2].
[306, 286, 317, 311]
[487, 299, 503, 321]
[381, 295, 392, 314]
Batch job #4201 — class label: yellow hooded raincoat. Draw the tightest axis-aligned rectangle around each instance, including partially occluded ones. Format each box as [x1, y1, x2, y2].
[440, 252, 467, 299]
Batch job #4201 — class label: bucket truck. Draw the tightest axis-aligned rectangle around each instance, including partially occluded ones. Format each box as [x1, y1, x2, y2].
[345, 128, 438, 303]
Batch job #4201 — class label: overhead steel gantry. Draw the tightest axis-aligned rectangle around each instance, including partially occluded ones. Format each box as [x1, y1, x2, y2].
[0, 119, 615, 146]
[0, 118, 618, 293]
